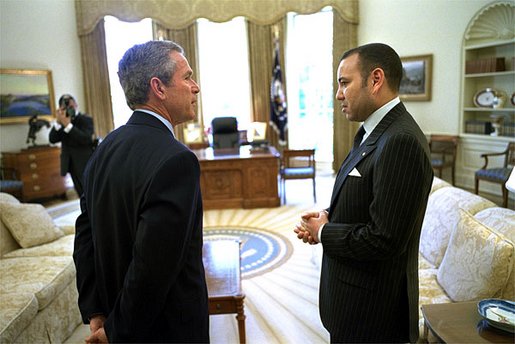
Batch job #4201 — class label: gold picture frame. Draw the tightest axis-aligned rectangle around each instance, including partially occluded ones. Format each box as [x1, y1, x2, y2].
[399, 54, 432, 101]
[0, 68, 56, 124]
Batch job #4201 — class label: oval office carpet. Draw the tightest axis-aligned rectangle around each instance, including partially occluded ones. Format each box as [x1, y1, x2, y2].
[54, 175, 336, 344]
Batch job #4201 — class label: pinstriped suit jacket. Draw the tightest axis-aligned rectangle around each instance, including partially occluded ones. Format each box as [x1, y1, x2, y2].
[320, 103, 433, 343]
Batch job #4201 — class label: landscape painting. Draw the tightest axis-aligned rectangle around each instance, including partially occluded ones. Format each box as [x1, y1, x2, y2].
[399, 55, 432, 101]
[0, 69, 55, 124]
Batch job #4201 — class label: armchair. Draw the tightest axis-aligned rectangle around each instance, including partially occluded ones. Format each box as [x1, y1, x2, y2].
[429, 135, 458, 185]
[475, 142, 514, 208]
[212, 117, 239, 149]
[280, 149, 316, 204]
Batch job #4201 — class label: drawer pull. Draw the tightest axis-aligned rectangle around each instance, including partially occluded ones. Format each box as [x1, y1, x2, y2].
[28, 154, 36, 160]
[29, 163, 38, 169]
[33, 185, 41, 191]
[32, 173, 39, 179]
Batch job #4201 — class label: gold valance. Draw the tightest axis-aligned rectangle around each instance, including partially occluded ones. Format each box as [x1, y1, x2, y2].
[75, 0, 359, 35]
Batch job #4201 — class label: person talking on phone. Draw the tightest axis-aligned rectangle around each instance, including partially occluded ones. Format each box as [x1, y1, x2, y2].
[49, 94, 95, 197]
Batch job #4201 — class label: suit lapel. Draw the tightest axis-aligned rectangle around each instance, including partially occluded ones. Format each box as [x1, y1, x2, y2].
[329, 103, 406, 213]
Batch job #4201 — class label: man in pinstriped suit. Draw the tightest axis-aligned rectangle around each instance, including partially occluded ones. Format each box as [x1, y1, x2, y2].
[294, 43, 433, 343]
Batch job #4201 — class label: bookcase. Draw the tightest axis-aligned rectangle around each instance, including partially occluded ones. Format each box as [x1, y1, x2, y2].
[457, 2, 515, 194]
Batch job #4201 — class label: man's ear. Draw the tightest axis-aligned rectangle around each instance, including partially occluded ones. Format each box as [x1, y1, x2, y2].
[150, 77, 166, 99]
[370, 68, 385, 93]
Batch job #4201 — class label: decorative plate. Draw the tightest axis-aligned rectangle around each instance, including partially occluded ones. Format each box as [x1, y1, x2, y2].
[473, 88, 507, 108]
[477, 299, 515, 333]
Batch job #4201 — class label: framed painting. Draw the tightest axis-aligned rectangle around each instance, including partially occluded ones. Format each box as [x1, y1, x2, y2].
[0, 69, 55, 124]
[399, 54, 432, 101]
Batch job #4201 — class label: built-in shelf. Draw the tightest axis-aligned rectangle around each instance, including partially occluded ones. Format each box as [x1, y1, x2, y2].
[464, 70, 515, 78]
[463, 107, 515, 112]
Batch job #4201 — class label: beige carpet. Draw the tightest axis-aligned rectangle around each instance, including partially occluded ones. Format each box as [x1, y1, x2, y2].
[57, 176, 334, 344]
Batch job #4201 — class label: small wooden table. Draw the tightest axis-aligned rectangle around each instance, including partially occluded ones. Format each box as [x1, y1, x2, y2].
[203, 240, 246, 343]
[421, 302, 514, 343]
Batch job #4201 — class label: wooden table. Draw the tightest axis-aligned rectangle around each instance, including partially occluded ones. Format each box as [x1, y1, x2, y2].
[421, 302, 514, 343]
[203, 240, 246, 343]
[192, 146, 280, 209]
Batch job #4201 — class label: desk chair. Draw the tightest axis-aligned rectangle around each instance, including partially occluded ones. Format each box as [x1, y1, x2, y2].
[429, 135, 459, 185]
[475, 142, 514, 208]
[280, 149, 316, 204]
[0, 167, 23, 200]
[212, 117, 239, 149]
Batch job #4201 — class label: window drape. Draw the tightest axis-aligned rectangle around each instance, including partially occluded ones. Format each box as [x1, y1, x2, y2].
[246, 18, 287, 149]
[78, 19, 114, 139]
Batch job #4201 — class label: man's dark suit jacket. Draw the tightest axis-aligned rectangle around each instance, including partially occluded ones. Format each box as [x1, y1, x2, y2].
[320, 103, 433, 343]
[73, 112, 209, 343]
[49, 112, 94, 177]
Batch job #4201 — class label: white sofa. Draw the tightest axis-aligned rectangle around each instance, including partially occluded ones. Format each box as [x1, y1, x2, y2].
[417, 177, 514, 339]
[0, 192, 81, 343]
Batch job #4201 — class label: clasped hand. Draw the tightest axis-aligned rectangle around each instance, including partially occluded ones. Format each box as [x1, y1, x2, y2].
[293, 210, 328, 245]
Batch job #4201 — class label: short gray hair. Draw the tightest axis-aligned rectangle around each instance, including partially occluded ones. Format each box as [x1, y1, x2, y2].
[118, 40, 184, 109]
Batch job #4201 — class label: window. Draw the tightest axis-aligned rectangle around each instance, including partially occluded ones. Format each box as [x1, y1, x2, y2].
[104, 16, 153, 129]
[197, 17, 252, 132]
[286, 8, 333, 163]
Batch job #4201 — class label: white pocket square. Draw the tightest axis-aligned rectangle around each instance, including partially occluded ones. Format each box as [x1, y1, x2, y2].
[349, 168, 362, 177]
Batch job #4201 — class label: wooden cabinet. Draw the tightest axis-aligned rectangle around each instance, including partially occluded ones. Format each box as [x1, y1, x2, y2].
[1, 146, 66, 201]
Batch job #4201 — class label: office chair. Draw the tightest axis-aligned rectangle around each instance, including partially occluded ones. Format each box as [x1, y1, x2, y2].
[429, 135, 459, 185]
[280, 149, 316, 204]
[475, 142, 515, 208]
[212, 117, 239, 149]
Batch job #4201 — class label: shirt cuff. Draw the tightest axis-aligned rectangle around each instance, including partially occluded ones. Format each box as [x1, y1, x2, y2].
[318, 223, 326, 243]
[64, 123, 74, 133]
[53, 122, 62, 130]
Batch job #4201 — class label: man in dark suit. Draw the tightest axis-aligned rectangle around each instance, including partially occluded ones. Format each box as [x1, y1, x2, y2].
[49, 94, 95, 197]
[295, 43, 433, 343]
[73, 40, 209, 343]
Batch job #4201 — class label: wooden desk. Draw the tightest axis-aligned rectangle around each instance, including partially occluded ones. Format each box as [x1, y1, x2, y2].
[192, 146, 280, 209]
[422, 302, 514, 343]
[203, 240, 246, 343]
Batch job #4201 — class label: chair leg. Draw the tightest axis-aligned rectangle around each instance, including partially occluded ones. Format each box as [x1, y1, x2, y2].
[451, 167, 455, 186]
[282, 178, 286, 204]
[474, 178, 479, 195]
[313, 177, 316, 203]
[502, 186, 508, 208]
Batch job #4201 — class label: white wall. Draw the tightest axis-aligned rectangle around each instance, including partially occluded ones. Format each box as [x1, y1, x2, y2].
[0, 0, 83, 152]
[358, 0, 493, 135]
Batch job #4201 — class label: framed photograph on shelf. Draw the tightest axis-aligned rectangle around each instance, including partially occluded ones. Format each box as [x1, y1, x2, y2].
[0, 69, 55, 125]
[399, 54, 432, 101]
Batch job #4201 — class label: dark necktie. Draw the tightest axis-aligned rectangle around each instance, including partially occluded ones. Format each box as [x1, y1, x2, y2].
[351, 126, 366, 152]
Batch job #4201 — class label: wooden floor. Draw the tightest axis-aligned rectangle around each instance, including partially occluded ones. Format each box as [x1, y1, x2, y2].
[57, 169, 511, 344]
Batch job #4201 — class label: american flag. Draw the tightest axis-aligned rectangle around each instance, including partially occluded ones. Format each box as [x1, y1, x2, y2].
[270, 38, 287, 146]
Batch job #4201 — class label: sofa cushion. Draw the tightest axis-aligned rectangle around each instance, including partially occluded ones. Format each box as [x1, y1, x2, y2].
[0, 202, 64, 248]
[437, 210, 514, 302]
[0, 192, 20, 204]
[0, 256, 75, 310]
[419, 187, 496, 267]
[474, 207, 515, 300]
[3, 235, 75, 258]
[429, 176, 451, 195]
[0, 293, 38, 343]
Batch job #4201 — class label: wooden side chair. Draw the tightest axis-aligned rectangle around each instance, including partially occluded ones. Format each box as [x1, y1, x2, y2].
[429, 135, 459, 185]
[475, 142, 515, 208]
[280, 149, 316, 204]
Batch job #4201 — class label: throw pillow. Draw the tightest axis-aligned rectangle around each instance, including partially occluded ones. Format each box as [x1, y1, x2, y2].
[437, 209, 514, 302]
[0, 193, 20, 204]
[0, 202, 64, 248]
[419, 187, 496, 267]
